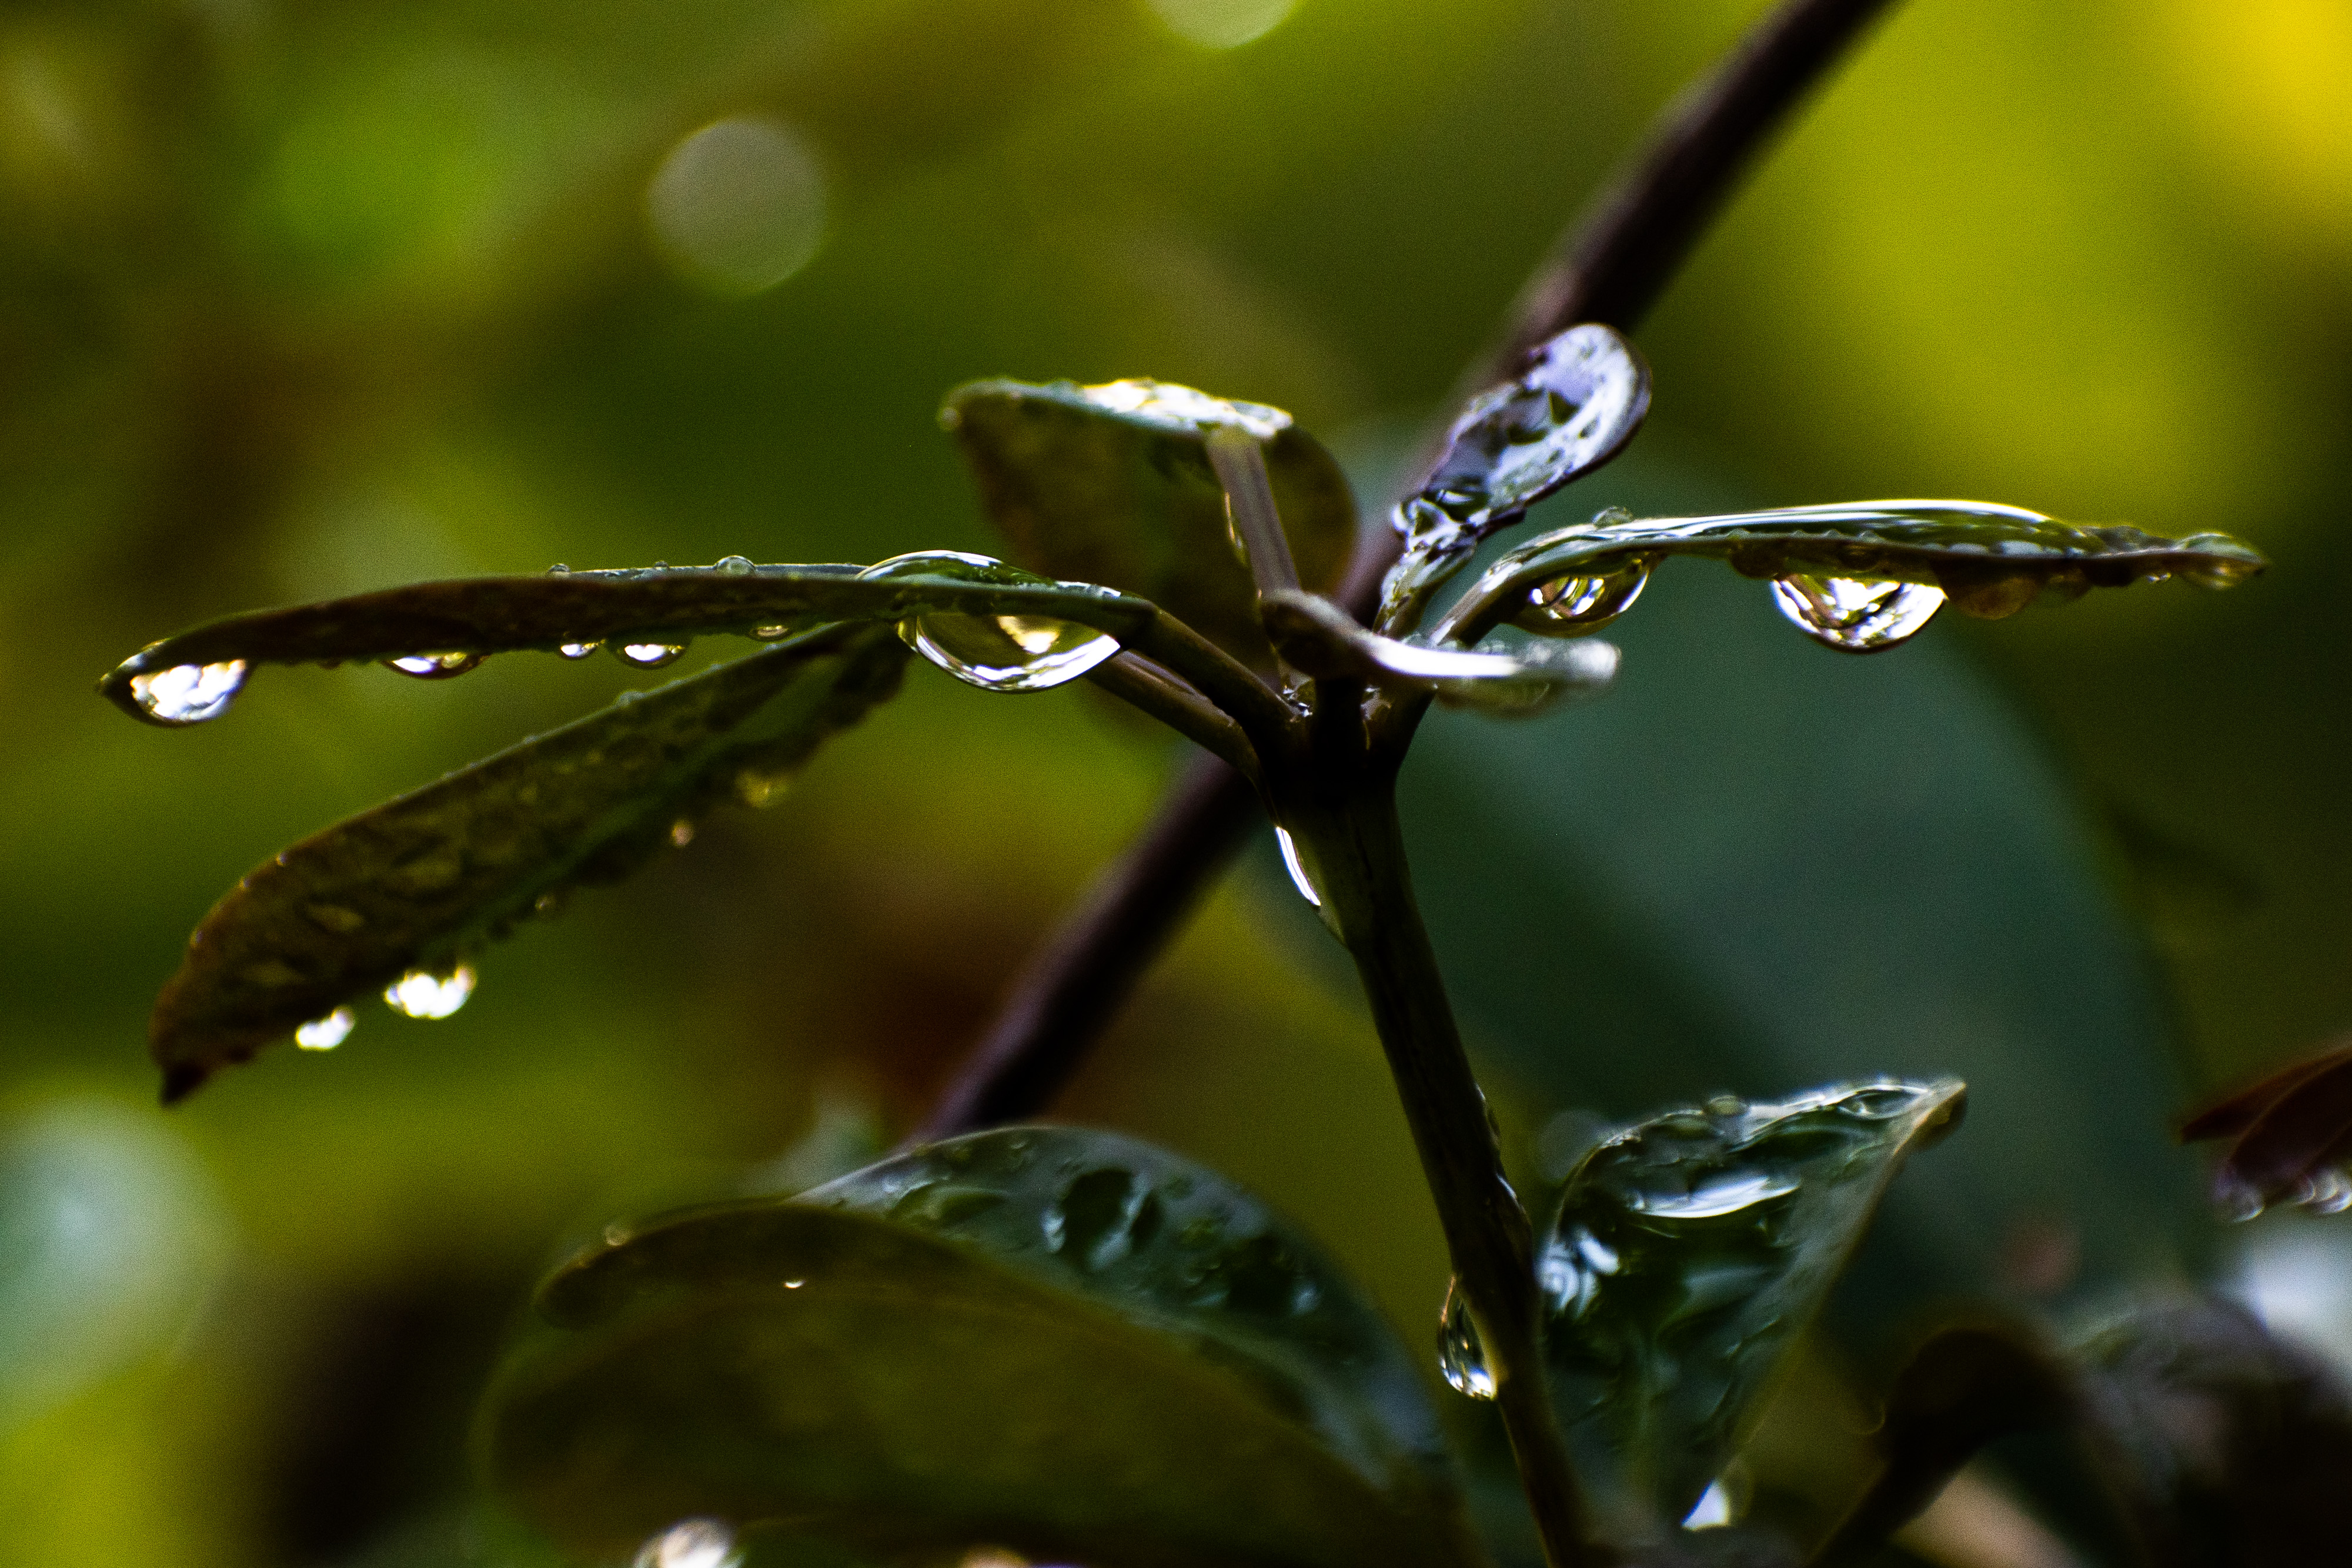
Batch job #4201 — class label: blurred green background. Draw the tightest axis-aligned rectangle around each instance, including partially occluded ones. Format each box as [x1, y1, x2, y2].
[4, 0, 2348, 1562]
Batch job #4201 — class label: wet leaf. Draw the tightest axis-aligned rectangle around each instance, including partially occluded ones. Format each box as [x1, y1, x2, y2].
[941, 376, 1359, 668]
[1257, 590, 1618, 714]
[2179, 1040, 2352, 1218]
[483, 1196, 1480, 1568]
[1539, 1078, 1966, 1538]
[98, 557, 1154, 727]
[799, 1126, 1465, 1522]
[1430, 501, 2267, 651]
[1379, 325, 1651, 633]
[148, 623, 909, 1102]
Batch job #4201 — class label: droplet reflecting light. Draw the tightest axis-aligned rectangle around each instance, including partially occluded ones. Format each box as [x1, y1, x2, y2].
[126, 660, 248, 726]
[559, 641, 600, 660]
[1274, 828, 1322, 908]
[615, 641, 688, 669]
[384, 965, 476, 1019]
[1521, 559, 1650, 635]
[386, 651, 484, 679]
[1437, 1278, 1495, 1399]
[1769, 575, 1945, 653]
[1683, 1480, 1735, 1530]
[858, 551, 1119, 692]
[294, 1008, 355, 1051]
[632, 1518, 741, 1568]
[712, 554, 754, 576]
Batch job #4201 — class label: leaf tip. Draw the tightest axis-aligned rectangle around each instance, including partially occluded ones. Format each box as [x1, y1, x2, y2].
[158, 1062, 209, 1106]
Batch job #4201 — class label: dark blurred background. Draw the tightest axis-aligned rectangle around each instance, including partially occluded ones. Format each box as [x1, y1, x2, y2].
[4, 0, 2348, 1562]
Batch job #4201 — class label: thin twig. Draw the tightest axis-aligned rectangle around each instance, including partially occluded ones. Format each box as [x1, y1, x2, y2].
[1083, 653, 1258, 781]
[923, 0, 1903, 1138]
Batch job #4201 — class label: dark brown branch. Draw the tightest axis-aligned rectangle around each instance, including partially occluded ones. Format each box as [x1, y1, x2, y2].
[921, 0, 1904, 1139]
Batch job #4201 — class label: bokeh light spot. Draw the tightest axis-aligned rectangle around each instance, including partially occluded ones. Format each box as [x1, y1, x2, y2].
[646, 116, 827, 297]
[1142, 0, 1297, 50]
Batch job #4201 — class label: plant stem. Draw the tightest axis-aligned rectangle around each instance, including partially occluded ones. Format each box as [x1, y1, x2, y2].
[1285, 771, 1596, 1568]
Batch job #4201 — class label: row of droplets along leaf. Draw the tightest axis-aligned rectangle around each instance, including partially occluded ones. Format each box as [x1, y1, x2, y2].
[285, 962, 479, 1055]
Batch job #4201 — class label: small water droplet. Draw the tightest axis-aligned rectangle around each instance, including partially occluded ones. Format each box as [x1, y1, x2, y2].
[749, 623, 795, 640]
[559, 641, 600, 660]
[858, 551, 1120, 692]
[632, 1519, 741, 1568]
[783, 1278, 805, 1289]
[384, 964, 477, 1019]
[713, 554, 754, 576]
[1437, 1278, 1495, 1399]
[1769, 576, 1944, 652]
[670, 819, 696, 848]
[547, 563, 572, 576]
[126, 660, 248, 725]
[736, 769, 789, 808]
[1274, 827, 1322, 908]
[2296, 1166, 2352, 1215]
[386, 651, 485, 679]
[2216, 1172, 2267, 1223]
[602, 1221, 633, 1247]
[1521, 558, 1649, 635]
[1044, 1168, 1157, 1270]
[294, 1007, 355, 1051]
[615, 641, 688, 668]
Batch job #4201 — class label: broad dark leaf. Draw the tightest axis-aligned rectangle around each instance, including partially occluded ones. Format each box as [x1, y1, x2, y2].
[482, 1196, 1481, 1568]
[2180, 1041, 2352, 1218]
[99, 558, 1157, 727]
[148, 624, 909, 1102]
[799, 1126, 1465, 1519]
[1379, 324, 1650, 634]
[1429, 501, 2266, 652]
[1538, 1079, 1966, 1539]
[942, 376, 1358, 667]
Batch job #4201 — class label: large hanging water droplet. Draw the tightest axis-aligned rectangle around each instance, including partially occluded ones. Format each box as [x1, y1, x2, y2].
[859, 551, 1118, 692]
[559, 641, 600, 660]
[712, 554, 754, 576]
[632, 1519, 741, 1568]
[294, 1007, 355, 1051]
[386, 651, 485, 679]
[1769, 575, 1944, 652]
[1519, 558, 1649, 636]
[126, 660, 248, 725]
[384, 964, 476, 1019]
[614, 641, 688, 669]
[1437, 1277, 1495, 1399]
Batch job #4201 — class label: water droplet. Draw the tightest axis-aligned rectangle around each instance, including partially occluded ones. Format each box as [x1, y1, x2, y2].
[1627, 1169, 1800, 1221]
[1275, 827, 1322, 908]
[859, 551, 1120, 692]
[1683, 1479, 1735, 1529]
[386, 651, 485, 679]
[1521, 559, 1650, 635]
[713, 554, 754, 576]
[670, 820, 696, 847]
[614, 641, 688, 668]
[1043, 1168, 1159, 1270]
[1437, 1278, 1495, 1399]
[547, 563, 572, 576]
[2216, 1172, 2267, 1223]
[125, 660, 248, 725]
[1769, 576, 1944, 653]
[383, 964, 476, 1019]
[294, 1008, 354, 1051]
[736, 769, 789, 808]
[632, 1519, 741, 1568]
[559, 641, 600, 660]
[749, 623, 795, 640]
[2296, 1166, 2352, 1215]
[783, 1278, 805, 1289]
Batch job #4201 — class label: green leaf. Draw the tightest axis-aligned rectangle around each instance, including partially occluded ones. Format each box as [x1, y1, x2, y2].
[1538, 1078, 1966, 1538]
[147, 623, 909, 1102]
[480, 1190, 1481, 1568]
[941, 376, 1359, 668]
[798, 1126, 1465, 1519]
[98, 558, 1155, 727]
[1428, 500, 2267, 651]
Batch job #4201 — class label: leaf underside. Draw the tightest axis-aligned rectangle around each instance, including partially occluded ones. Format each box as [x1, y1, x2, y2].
[485, 1198, 1477, 1568]
[148, 623, 909, 1101]
[943, 377, 1358, 668]
[1540, 1078, 1966, 1537]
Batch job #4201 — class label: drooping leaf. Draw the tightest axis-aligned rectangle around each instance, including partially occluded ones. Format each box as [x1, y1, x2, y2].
[480, 1195, 1481, 1568]
[2179, 1039, 2352, 1218]
[148, 623, 909, 1102]
[1428, 500, 2267, 651]
[797, 1126, 1465, 1522]
[941, 376, 1359, 668]
[98, 557, 1161, 727]
[1378, 324, 1651, 634]
[1538, 1079, 1966, 1538]
[1257, 589, 1618, 715]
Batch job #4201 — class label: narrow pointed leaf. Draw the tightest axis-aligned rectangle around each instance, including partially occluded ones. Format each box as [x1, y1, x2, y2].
[482, 1198, 1480, 1568]
[98, 559, 1154, 727]
[1539, 1078, 1966, 1537]
[1259, 589, 1618, 712]
[942, 377, 1358, 667]
[798, 1126, 1466, 1524]
[2179, 1043, 2352, 1215]
[1431, 502, 2267, 649]
[148, 624, 908, 1101]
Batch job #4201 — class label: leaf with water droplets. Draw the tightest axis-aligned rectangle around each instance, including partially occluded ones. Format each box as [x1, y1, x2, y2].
[1429, 501, 2267, 653]
[2180, 1039, 2352, 1219]
[1539, 1078, 1966, 1539]
[482, 1191, 1480, 1568]
[1258, 589, 1618, 714]
[941, 376, 1359, 668]
[146, 624, 909, 1102]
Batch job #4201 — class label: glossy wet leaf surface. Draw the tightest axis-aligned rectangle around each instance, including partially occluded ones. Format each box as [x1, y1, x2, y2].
[1431, 501, 2266, 648]
[1258, 587, 1618, 713]
[146, 624, 908, 1101]
[98, 559, 1152, 726]
[942, 376, 1358, 668]
[799, 1126, 1461, 1513]
[1539, 1079, 1966, 1536]
[483, 1196, 1479, 1568]
[2179, 1041, 2352, 1218]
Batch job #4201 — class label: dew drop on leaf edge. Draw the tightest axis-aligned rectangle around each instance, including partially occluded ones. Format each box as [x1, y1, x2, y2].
[614, 641, 689, 669]
[633, 1518, 741, 1568]
[1437, 1277, 1495, 1399]
[712, 554, 754, 576]
[383, 964, 477, 1019]
[860, 550, 1117, 693]
[126, 659, 248, 725]
[293, 1007, 354, 1051]
[385, 651, 485, 679]
[1769, 575, 1944, 653]
[559, 641, 600, 660]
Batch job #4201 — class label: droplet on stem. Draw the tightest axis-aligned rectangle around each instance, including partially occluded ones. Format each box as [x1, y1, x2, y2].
[1519, 558, 1650, 636]
[1770, 575, 1944, 653]
[125, 660, 249, 725]
[1437, 1277, 1495, 1399]
[386, 651, 485, 679]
